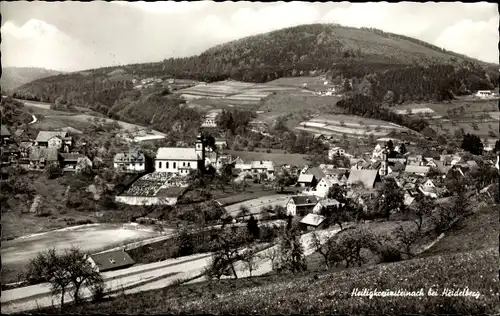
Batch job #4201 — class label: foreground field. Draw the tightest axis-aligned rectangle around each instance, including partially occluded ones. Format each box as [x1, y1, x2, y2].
[1, 224, 163, 283]
[30, 247, 498, 315]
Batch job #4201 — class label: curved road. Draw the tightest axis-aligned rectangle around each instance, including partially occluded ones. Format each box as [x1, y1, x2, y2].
[1, 226, 346, 314]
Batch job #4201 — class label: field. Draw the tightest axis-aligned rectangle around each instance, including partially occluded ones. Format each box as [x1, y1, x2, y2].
[296, 114, 410, 138]
[266, 76, 337, 92]
[178, 79, 318, 112]
[1, 224, 162, 284]
[224, 194, 290, 217]
[227, 149, 309, 166]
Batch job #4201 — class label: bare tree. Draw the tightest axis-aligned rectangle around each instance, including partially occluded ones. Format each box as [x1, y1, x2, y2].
[240, 249, 261, 277]
[24, 247, 104, 309]
[393, 225, 420, 257]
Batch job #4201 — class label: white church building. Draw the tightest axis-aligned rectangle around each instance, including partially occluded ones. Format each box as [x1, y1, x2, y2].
[154, 133, 206, 176]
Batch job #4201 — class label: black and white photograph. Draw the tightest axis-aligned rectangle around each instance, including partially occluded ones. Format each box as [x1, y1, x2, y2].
[1, 1, 499, 314]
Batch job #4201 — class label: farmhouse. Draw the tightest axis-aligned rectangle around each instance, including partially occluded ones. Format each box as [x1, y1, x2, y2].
[155, 133, 205, 176]
[114, 151, 146, 173]
[201, 109, 222, 128]
[315, 178, 334, 198]
[299, 213, 326, 231]
[475, 90, 493, 99]
[87, 250, 135, 273]
[250, 160, 275, 177]
[286, 195, 319, 217]
[248, 120, 268, 133]
[60, 153, 92, 172]
[29, 147, 60, 169]
[297, 173, 317, 188]
[35, 131, 72, 149]
[328, 146, 350, 160]
[312, 198, 343, 214]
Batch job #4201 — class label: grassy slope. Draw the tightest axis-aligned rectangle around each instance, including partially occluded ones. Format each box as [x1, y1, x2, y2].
[31, 204, 499, 315]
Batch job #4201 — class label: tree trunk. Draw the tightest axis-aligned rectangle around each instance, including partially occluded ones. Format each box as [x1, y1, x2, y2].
[60, 288, 65, 310]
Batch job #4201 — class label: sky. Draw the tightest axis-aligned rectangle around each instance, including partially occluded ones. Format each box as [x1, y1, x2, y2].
[1, 1, 498, 72]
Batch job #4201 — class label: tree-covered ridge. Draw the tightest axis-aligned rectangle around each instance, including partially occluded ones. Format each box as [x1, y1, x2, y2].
[12, 23, 498, 112]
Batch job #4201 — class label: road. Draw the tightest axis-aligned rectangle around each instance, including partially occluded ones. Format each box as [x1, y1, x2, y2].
[1, 226, 346, 314]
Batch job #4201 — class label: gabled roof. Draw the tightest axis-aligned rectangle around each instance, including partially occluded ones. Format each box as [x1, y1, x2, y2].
[347, 169, 380, 189]
[14, 129, 25, 137]
[318, 198, 342, 208]
[89, 250, 135, 272]
[466, 160, 478, 169]
[289, 195, 319, 206]
[35, 131, 67, 142]
[297, 174, 315, 183]
[1, 125, 11, 137]
[251, 160, 274, 170]
[300, 213, 325, 227]
[404, 165, 430, 175]
[306, 166, 326, 180]
[156, 147, 200, 161]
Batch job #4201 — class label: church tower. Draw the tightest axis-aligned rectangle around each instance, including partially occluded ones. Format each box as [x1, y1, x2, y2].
[195, 132, 205, 171]
[380, 146, 389, 176]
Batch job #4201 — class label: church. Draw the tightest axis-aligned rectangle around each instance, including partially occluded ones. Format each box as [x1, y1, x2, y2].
[154, 133, 205, 176]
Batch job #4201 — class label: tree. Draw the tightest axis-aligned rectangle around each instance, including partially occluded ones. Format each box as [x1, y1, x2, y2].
[45, 163, 62, 179]
[208, 228, 251, 279]
[399, 143, 407, 155]
[461, 133, 484, 155]
[393, 225, 420, 257]
[326, 184, 347, 203]
[412, 196, 434, 232]
[25, 247, 104, 309]
[375, 181, 404, 220]
[330, 228, 377, 268]
[358, 78, 373, 97]
[386, 139, 394, 153]
[238, 205, 250, 221]
[275, 226, 307, 274]
[175, 228, 195, 257]
[246, 215, 260, 240]
[240, 249, 261, 277]
[383, 90, 395, 106]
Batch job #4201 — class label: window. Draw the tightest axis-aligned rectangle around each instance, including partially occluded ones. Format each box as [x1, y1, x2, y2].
[159, 161, 162, 169]
[139, 163, 143, 167]
[188, 162, 190, 167]
[166, 162, 169, 168]
[109, 258, 115, 264]
[173, 162, 176, 168]
[183, 162, 185, 167]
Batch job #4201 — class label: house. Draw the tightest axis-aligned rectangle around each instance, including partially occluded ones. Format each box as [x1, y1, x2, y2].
[248, 120, 268, 133]
[114, 151, 146, 173]
[403, 193, 415, 207]
[465, 160, 479, 170]
[305, 166, 326, 182]
[214, 138, 228, 151]
[297, 174, 317, 188]
[1, 125, 11, 146]
[475, 90, 493, 99]
[346, 169, 381, 189]
[286, 196, 320, 217]
[87, 250, 135, 273]
[250, 160, 275, 178]
[35, 131, 72, 149]
[201, 109, 222, 128]
[407, 155, 423, 166]
[61, 153, 93, 172]
[328, 146, 350, 160]
[29, 147, 60, 169]
[155, 133, 205, 176]
[315, 177, 334, 198]
[433, 160, 452, 175]
[299, 213, 326, 231]
[372, 144, 383, 159]
[404, 165, 430, 176]
[14, 128, 29, 141]
[312, 198, 343, 214]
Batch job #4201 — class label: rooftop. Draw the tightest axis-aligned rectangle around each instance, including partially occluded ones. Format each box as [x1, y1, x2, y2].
[156, 147, 200, 161]
[290, 195, 319, 206]
[300, 213, 325, 227]
[90, 250, 135, 272]
[35, 131, 68, 142]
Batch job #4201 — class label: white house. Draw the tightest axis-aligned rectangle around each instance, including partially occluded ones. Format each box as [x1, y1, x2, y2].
[114, 151, 146, 173]
[312, 198, 343, 214]
[328, 146, 351, 160]
[315, 178, 335, 198]
[155, 134, 205, 176]
[286, 196, 319, 217]
[372, 144, 383, 159]
[250, 160, 275, 178]
[475, 90, 493, 99]
[201, 109, 222, 128]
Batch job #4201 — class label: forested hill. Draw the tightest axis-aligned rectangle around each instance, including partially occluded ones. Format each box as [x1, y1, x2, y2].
[1, 67, 63, 92]
[13, 23, 498, 113]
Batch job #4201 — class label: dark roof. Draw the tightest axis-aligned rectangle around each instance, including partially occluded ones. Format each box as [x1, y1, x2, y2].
[60, 153, 87, 162]
[1, 125, 10, 137]
[306, 167, 325, 180]
[90, 250, 135, 272]
[14, 129, 25, 137]
[289, 195, 319, 206]
[114, 151, 145, 163]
